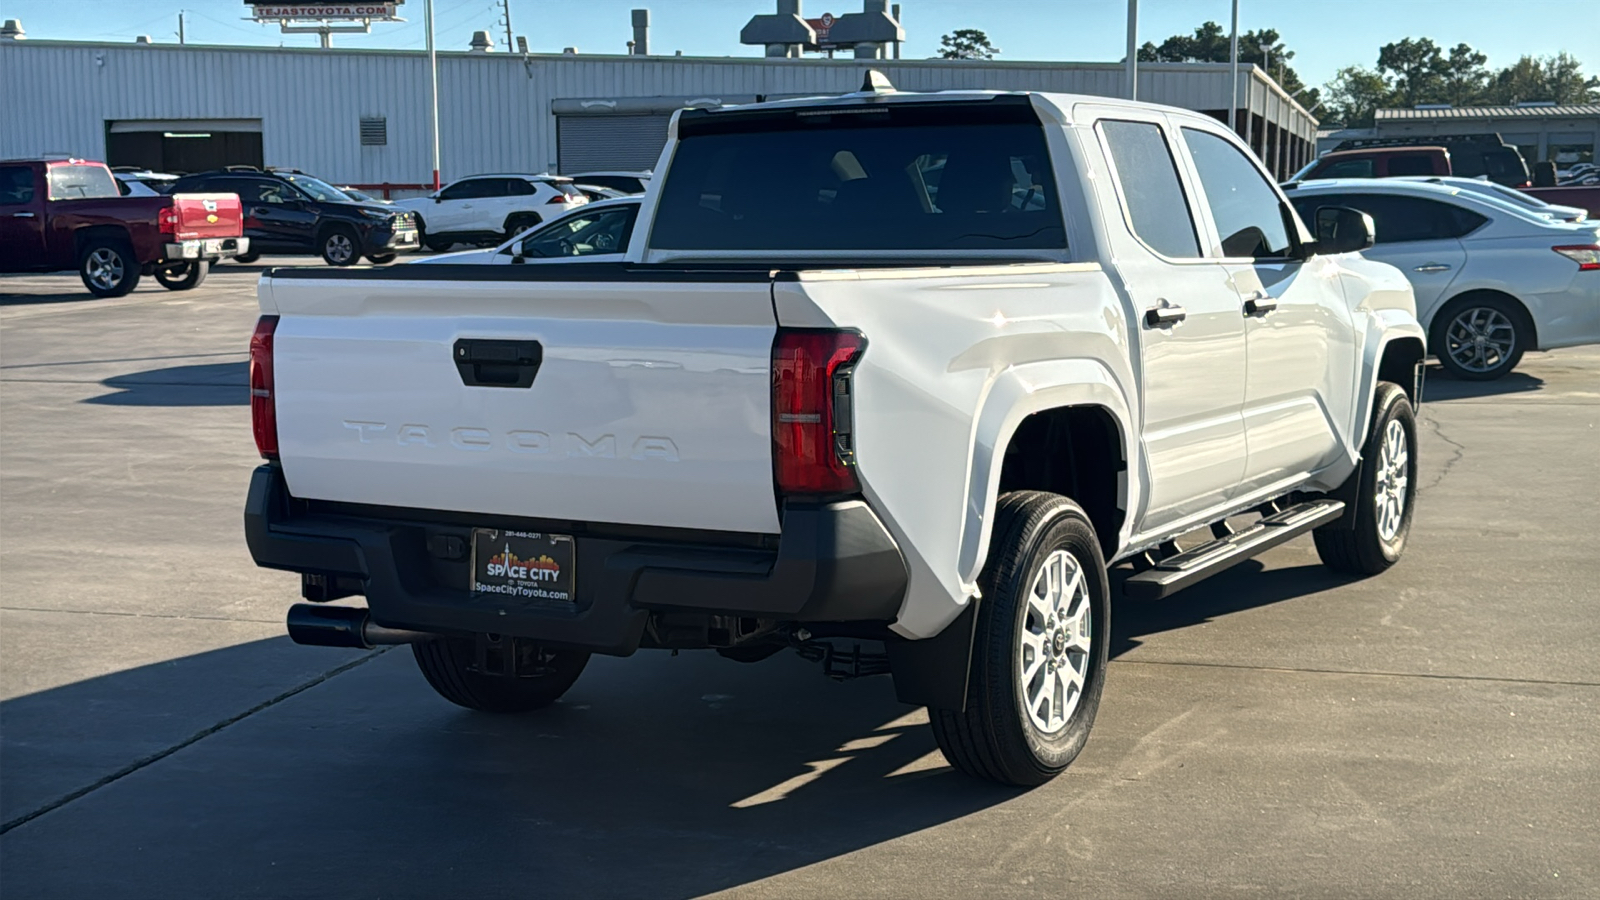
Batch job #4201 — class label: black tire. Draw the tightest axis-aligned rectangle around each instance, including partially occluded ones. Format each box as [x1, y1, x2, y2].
[78, 239, 141, 298]
[232, 251, 261, 265]
[503, 212, 541, 240]
[412, 636, 588, 713]
[1314, 382, 1418, 575]
[154, 259, 209, 291]
[319, 226, 361, 266]
[366, 252, 397, 265]
[929, 491, 1110, 787]
[1430, 293, 1528, 381]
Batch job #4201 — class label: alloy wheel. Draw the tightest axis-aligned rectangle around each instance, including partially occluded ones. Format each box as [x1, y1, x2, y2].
[85, 248, 123, 290]
[326, 233, 355, 264]
[1444, 307, 1516, 374]
[1018, 548, 1093, 734]
[1374, 418, 1410, 542]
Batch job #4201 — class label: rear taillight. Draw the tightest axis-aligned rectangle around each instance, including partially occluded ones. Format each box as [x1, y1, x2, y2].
[1552, 245, 1600, 271]
[548, 194, 572, 204]
[158, 206, 179, 234]
[772, 329, 866, 496]
[250, 316, 280, 459]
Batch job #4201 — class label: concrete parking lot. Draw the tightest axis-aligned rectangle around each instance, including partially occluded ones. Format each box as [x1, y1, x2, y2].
[2, 261, 1597, 899]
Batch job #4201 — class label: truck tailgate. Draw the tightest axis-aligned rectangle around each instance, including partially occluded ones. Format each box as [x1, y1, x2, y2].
[263, 270, 781, 534]
[171, 192, 244, 240]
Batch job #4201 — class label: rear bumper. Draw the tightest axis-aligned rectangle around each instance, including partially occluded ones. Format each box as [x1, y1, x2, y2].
[165, 237, 248, 260]
[243, 465, 907, 655]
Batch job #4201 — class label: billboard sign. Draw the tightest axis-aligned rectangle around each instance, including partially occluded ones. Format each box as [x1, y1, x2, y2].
[247, 1, 402, 20]
[805, 12, 837, 49]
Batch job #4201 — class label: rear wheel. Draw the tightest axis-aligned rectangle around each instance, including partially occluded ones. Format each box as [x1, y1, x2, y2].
[1314, 382, 1417, 575]
[929, 491, 1109, 786]
[1431, 293, 1527, 380]
[412, 635, 588, 713]
[78, 240, 141, 298]
[503, 212, 541, 240]
[320, 226, 360, 266]
[154, 259, 209, 291]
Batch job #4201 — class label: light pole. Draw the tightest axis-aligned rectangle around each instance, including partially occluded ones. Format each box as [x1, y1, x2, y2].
[425, 0, 441, 191]
[1228, 0, 1239, 131]
[1125, 0, 1138, 101]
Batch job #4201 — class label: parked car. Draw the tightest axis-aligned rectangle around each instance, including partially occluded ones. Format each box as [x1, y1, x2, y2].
[394, 174, 587, 252]
[169, 169, 418, 265]
[1395, 176, 1587, 223]
[246, 80, 1428, 787]
[1328, 134, 1531, 187]
[562, 170, 650, 194]
[338, 186, 393, 205]
[114, 174, 162, 197]
[1286, 178, 1600, 380]
[411, 197, 640, 266]
[0, 158, 247, 296]
[1292, 146, 1450, 181]
[111, 168, 178, 196]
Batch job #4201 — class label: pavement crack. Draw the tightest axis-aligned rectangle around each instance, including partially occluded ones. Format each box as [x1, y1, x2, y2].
[1419, 414, 1465, 495]
[1112, 657, 1600, 688]
[0, 648, 391, 836]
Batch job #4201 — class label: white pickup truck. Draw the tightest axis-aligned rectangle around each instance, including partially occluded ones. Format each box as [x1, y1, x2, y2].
[246, 77, 1426, 786]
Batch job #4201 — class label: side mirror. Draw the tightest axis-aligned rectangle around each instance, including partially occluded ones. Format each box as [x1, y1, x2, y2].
[433, 196, 443, 203]
[1314, 206, 1375, 254]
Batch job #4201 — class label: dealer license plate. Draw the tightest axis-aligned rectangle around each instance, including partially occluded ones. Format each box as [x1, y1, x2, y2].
[470, 529, 576, 603]
[396, 230, 417, 244]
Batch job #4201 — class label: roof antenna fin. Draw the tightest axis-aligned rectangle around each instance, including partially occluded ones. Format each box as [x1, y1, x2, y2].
[861, 69, 895, 93]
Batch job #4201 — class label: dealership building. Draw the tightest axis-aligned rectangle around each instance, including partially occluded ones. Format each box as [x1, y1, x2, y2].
[0, 33, 1319, 195]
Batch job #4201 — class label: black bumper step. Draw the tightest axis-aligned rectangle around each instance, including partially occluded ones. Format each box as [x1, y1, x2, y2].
[1124, 499, 1345, 600]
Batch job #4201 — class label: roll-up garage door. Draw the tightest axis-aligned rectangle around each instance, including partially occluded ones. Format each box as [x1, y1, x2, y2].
[556, 115, 671, 174]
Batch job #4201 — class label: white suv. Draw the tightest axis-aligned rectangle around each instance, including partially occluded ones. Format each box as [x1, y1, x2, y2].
[397, 175, 587, 251]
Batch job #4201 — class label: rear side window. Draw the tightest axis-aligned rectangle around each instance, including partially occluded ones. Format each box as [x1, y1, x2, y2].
[0, 166, 35, 204]
[651, 105, 1065, 252]
[1483, 147, 1528, 183]
[439, 179, 491, 201]
[47, 164, 120, 201]
[1318, 158, 1375, 179]
[504, 179, 537, 196]
[1182, 128, 1294, 259]
[1097, 120, 1201, 259]
[1386, 155, 1437, 177]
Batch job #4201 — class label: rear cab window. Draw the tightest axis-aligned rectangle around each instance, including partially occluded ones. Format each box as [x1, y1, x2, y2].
[649, 99, 1066, 254]
[46, 163, 120, 201]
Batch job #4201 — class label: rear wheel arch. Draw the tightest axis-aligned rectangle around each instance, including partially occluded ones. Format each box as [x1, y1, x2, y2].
[73, 224, 134, 257]
[995, 406, 1127, 561]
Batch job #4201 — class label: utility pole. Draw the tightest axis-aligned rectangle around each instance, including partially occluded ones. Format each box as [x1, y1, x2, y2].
[426, 0, 441, 190]
[177, 10, 185, 45]
[1228, 0, 1239, 131]
[498, 0, 514, 58]
[1125, 0, 1138, 101]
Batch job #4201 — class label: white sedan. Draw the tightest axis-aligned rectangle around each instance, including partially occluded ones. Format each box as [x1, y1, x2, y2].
[1288, 178, 1600, 380]
[410, 197, 640, 266]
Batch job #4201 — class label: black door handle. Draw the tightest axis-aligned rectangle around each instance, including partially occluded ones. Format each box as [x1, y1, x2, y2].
[454, 338, 543, 388]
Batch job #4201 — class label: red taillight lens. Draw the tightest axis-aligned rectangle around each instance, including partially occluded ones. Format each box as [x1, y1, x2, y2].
[158, 206, 179, 234]
[250, 315, 280, 460]
[547, 194, 571, 204]
[1552, 244, 1600, 271]
[772, 329, 866, 496]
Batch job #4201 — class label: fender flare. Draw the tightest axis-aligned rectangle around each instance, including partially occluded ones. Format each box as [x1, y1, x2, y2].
[956, 358, 1136, 586]
[1348, 310, 1427, 459]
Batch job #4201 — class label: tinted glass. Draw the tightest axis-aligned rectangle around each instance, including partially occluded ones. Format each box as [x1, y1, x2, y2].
[1386, 155, 1437, 176]
[520, 207, 637, 257]
[439, 179, 488, 201]
[1098, 120, 1200, 258]
[1318, 158, 1375, 179]
[652, 116, 1065, 251]
[1290, 193, 1485, 244]
[582, 175, 645, 194]
[0, 166, 36, 204]
[1484, 147, 1529, 183]
[280, 174, 350, 202]
[504, 178, 537, 196]
[46, 164, 120, 200]
[1182, 127, 1294, 258]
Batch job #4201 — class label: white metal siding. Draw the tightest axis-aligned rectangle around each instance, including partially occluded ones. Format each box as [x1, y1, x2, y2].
[1, 41, 1317, 184]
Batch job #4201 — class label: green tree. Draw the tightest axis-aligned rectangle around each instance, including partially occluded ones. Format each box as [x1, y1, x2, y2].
[1441, 43, 1490, 106]
[1484, 53, 1600, 104]
[1322, 65, 1393, 127]
[1539, 52, 1600, 103]
[937, 29, 999, 60]
[1138, 22, 1320, 111]
[1377, 37, 1448, 107]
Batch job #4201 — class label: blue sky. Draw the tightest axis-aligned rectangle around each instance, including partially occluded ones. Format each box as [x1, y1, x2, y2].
[1, 0, 1595, 90]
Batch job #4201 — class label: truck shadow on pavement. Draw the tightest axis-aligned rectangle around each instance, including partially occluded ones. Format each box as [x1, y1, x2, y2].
[1, 563, 1338, 897]
[84, 361, 248, 406]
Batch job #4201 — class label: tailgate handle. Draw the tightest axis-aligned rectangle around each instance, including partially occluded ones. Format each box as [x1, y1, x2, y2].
[453, 339, 543, 388]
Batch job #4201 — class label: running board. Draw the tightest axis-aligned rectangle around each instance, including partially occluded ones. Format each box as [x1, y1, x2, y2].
[1123, 499, 1345, 600]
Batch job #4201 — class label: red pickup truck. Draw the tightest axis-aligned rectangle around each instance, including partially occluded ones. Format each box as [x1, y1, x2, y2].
[0, 158, 247, 297]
